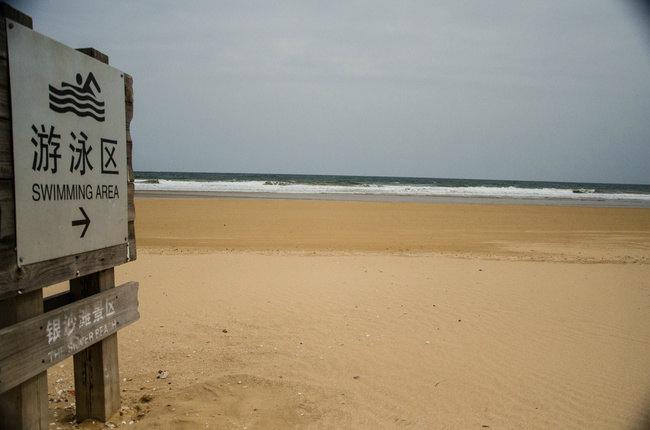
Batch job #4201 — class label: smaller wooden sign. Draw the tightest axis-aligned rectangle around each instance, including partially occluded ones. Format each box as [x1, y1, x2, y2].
[0, 282, 139, 393]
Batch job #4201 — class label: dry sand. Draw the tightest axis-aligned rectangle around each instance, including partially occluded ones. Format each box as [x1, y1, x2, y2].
[45, 198, 650, 429]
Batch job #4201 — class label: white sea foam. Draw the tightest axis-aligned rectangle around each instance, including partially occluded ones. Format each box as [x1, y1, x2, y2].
[134, 179, 650, 202]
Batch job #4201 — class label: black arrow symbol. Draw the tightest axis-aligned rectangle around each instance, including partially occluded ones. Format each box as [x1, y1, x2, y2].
[72, 207, 90, 238]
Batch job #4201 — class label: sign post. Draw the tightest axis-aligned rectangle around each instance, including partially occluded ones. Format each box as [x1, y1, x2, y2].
[0, 3, 138, 428]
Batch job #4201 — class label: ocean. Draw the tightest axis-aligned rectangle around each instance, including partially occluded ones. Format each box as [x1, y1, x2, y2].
[134, 171, 650, 206]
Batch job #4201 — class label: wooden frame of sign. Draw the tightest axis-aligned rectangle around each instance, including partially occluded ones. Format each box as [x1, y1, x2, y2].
[0, 3, 138, 428]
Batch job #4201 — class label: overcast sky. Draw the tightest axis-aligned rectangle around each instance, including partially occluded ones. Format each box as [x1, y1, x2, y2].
[12, 1, 650, 183]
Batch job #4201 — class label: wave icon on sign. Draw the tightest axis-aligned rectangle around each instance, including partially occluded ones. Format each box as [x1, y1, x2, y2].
[48, 72, 105, 122]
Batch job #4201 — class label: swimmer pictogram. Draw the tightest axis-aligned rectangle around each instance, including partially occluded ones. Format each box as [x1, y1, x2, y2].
[48, 72, 105, 122]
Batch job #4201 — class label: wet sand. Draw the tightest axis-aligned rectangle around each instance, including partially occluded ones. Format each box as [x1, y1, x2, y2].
[136, 189, 650, 208]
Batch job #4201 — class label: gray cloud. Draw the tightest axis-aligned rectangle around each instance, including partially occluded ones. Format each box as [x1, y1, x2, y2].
[13, 0, 650, 183]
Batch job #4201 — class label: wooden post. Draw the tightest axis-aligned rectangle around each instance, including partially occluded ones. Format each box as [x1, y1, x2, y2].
[69, 48, 121, 423]
[0, 4, 48, 429]
[0, 290, 49, 430]
[69, 268, 120, 422]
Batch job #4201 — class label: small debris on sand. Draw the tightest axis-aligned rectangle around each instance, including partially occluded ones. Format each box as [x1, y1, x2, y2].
[156, 370, 169, 379]
[139, 394, 154, 403]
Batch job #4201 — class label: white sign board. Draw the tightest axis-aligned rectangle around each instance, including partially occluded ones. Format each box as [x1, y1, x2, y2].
[7, 20, 128, 266]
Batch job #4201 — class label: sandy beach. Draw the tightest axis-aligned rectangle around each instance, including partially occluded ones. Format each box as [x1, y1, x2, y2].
[5, 2, 649, 429]
[45, 197, 650, 429]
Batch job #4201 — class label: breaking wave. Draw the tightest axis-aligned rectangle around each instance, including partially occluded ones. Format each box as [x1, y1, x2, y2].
[135, 178, 650, 203]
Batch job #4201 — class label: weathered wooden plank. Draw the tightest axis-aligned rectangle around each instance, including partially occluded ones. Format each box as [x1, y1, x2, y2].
[0, 18, 6, 61]
[0, 4, 33, 29]
[0, 12, 11, 179]
[76, 47, 108, 65]
[0, 76, 8, 122]
[0, 56, 8, 87]
[0, 243, 130, 299]
[0, 18, 9, 119]
[125, 73, 134, 185]
[128, 182, 135, 221]
[0, 117, 12, 178]
[0, 281, 139, 394]
[0, 178, 14, 248]
[125, 107, 133, 128]
[128, 220, 136, 261]
[0, 282, 137, 361]
[125, 101, 132, 120]
[124, 74, 133, 104]
[0, 289, 48, 429]
[124, 72, 136, 262]
[70, 268, 122, 422]
[125, 105, 133, 131]
[126, 137, 134, 182]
